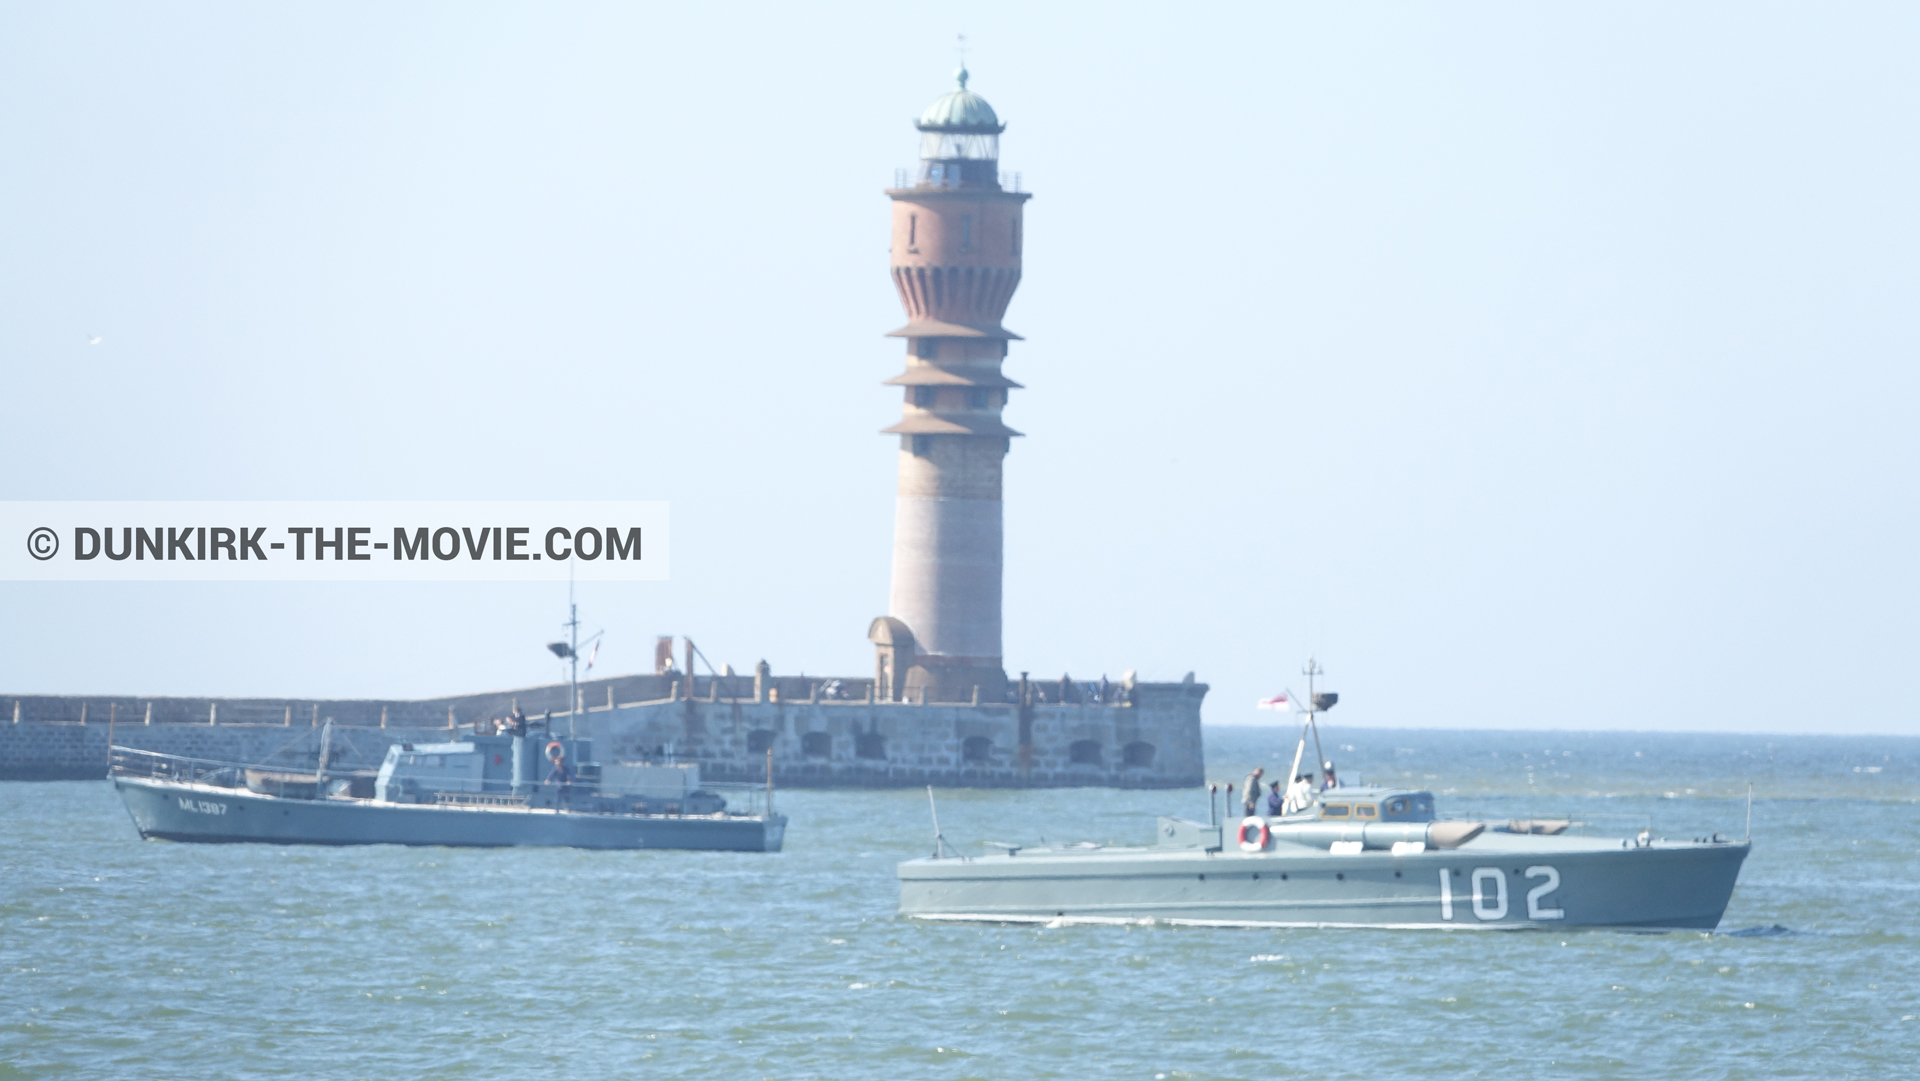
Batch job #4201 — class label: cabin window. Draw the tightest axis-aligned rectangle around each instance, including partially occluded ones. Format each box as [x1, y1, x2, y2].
[746, 729, 776, 754]
[1356, 804, 1378, 819]
[1414, 797, 1433, 816]
[1322, 803, 1351, 818]
[962, 735, 992, 763]
[1068, 740, 1103, 766]
[1387, 799, 1408, 815]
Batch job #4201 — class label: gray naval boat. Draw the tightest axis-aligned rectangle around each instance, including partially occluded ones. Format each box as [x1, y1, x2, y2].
[112, 723, 785, 852]
[900, 675, 1749, 931]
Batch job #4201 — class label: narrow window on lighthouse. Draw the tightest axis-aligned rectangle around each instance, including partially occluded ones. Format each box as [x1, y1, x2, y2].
[908, 214, 917, 248]
[961, 215, 973, 252]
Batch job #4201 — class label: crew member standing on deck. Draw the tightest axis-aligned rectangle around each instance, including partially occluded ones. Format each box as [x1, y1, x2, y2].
[545, 739, 574, 803]
[1241, 766, 1265, 817]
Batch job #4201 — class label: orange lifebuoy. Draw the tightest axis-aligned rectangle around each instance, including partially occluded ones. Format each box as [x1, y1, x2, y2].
[545, 740, 565, 761]
[1237, 816, 1270, 852]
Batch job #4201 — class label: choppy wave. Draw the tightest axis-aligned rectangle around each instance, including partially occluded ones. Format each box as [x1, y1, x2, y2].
[3, 729, 1918, 1078]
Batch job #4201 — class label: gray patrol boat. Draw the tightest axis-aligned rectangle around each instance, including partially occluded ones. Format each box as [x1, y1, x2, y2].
[112, 722, 786, 852]
[900, 668, 1748, 931]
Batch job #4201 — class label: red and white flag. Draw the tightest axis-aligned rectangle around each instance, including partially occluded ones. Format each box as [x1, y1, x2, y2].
[584, 640, 601, 675]
[1256, 692, 1291, 711]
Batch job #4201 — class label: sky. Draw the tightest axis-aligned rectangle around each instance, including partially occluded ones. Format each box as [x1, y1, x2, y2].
[1, 3, 1915, 734]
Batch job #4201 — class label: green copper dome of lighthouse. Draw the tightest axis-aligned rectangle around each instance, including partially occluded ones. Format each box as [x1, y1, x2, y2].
[915, 67, 1005, 134]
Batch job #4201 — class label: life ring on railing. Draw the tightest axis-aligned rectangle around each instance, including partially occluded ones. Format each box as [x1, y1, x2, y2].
[1237, 816, 1270, 852]
[545, 740, 565, 762]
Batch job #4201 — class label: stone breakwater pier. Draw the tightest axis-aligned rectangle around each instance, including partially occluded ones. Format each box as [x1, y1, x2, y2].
[3, 668, 1206, 788]
[5, 74, 1230, 791]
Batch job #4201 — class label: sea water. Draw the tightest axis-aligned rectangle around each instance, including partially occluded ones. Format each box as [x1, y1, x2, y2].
[2, 727, 1916, 1080]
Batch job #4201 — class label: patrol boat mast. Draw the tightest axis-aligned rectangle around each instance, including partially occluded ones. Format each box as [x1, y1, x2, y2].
[1303, 656, 1331, 788]
[1277, 658, 1339, 808]
[546, 571, 602, 738]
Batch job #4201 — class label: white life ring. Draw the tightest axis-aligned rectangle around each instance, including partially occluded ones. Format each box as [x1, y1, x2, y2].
[1237, 816, 1270, 852]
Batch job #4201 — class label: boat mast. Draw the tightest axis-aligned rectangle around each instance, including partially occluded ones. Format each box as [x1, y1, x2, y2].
[315, 719, 333, 794]
[926, 785, 950, 859]
[566, 567, 580, 738]
[1304, 656, 1328, 787]
[545, 562, 600, 740]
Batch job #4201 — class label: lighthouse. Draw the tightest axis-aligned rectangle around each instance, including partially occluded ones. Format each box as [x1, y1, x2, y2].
[869, 68, 1030, 704]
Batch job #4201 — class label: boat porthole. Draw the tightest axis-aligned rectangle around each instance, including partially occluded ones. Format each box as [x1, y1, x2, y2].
[1197, 874, 1205, 881]
[1279, 873, 1288, 881]
[1251, 873, 1259, 880]
[1394, 871, 1402, 878]
[1336, 873, 1345, 881]
[1056, 912, 1064, 917]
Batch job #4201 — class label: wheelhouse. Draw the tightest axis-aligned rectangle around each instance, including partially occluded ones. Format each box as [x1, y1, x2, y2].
[1316, 787, 1435, 823]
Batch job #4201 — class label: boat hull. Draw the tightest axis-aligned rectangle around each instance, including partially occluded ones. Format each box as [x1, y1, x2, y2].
[115, 776, 785, 852]
[899, 837, 1748, 931]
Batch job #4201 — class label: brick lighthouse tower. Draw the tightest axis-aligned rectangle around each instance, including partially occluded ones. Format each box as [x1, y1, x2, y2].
[869, 67, 1030, 704]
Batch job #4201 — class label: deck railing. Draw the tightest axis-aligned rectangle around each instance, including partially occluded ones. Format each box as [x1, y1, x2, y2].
[109, 746, 251, 788]
[111, 745, 779, 819]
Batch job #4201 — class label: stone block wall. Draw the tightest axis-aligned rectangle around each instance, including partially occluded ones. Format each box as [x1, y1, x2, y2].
[3, 674, 870, 731]
[580, 681, 1207, 789]
[0, 723, 454, 781]
[3, 672, 1207, 787]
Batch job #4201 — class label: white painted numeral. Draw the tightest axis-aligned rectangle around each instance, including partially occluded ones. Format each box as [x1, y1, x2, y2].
[1471, 867, 1508, 920]
[1525, 865, 1564, 920]
[1439, 869, 1453, 920]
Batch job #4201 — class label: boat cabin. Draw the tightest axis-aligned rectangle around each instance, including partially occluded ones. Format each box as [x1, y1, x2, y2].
[1313, 787, 1435, 823]
[372, 733, 726, 815]
[376, 734, 596, 802]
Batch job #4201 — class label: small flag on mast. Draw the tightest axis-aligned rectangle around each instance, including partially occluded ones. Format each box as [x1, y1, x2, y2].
[1256, 692, 1291, 711]
[584, 640, 601, 675]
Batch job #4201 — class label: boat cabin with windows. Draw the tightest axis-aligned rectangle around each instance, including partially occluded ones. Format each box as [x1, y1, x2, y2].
[1311, 787, 1435, 823]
